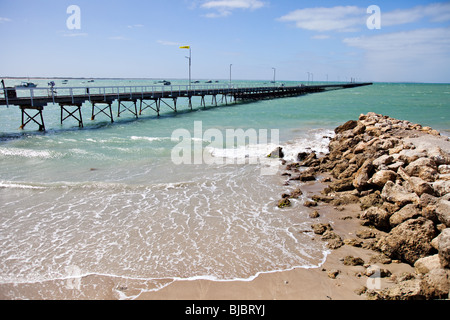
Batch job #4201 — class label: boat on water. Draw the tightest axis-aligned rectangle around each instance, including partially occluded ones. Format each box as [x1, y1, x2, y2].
[16, 81, 37, 88]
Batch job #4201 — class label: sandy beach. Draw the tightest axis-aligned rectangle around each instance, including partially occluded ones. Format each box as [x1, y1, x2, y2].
[139, 113, 450, 301]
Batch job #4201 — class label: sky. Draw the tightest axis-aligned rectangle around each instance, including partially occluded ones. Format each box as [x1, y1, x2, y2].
[0, 0, 449, 83]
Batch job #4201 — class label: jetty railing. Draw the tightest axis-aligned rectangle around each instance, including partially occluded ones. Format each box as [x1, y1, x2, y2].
[0, 83, 278, 108]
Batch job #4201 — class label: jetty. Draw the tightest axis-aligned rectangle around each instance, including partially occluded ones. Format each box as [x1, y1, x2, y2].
[0, 82, 372, 131]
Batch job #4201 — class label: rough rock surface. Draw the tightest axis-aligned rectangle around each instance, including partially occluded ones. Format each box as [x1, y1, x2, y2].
[279, 112, 450, 300]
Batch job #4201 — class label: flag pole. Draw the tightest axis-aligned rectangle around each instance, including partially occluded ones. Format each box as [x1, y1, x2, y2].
[180, 46, 191, 89]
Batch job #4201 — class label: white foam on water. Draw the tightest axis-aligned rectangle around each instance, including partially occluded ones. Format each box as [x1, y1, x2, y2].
[0, 147, 60, 159]
[0, 129, 334, 298]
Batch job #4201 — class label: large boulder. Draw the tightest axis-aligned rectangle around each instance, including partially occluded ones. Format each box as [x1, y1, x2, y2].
[353, 159, 374, 190]
[433, 180, 450, 197]
[389, 204, 421, 227]
[414, 254, 442, 274]
[381, 181, 420, 206]
[368, 170, 397, 188]
[335, 120, 358, 134]
[438, 228, 450, 268]
[377, 217, 437, 265]
[436, 200, 450, 227]
[420, 269, 450, 299]
[361, 207, 391, 231]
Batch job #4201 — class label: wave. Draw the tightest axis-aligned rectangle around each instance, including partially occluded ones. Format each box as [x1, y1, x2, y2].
[205, 128, 334, 163]
[0, 147, 61, 159]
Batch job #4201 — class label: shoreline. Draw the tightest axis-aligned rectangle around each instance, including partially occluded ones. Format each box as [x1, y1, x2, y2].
[139, 112, 450, 300]
[1, 112, 448, 300]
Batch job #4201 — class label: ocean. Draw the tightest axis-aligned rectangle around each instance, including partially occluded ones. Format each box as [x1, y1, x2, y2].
[0, 79, 449, 299]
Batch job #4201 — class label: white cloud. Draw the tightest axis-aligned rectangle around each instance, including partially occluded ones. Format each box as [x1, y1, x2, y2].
[382, 2, 450, 26]
[157, 40, 181, 46]
[343, 28, 450, 82]
[0, 17, 12, 23]
[108, 36, 128, 41]
[312, 35, 331, 40]
[278, 6, 365, 32]
[278, 3, 450, 32]
[201, 0, 266, 18]
[63, 32, 88, 37]
[128, 24, 144, 29]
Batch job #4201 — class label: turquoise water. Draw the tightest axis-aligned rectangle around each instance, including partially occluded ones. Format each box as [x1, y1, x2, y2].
[0, 79, 448, 298]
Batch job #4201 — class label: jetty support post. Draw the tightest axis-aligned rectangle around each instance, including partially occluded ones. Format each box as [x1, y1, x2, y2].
[60, 103, 83, 128]
[117, 99, 138, 119]
[91, 102, 114, 123]
[19, 106, 45, 131]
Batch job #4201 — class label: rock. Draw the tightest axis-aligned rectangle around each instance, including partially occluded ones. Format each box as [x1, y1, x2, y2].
[268, 147, 284, 159]
[368, 170, 397, 188]
[337, 164, 359, 180]
[377, 218, 437, 265]
[405, 158, 437, 176]
[438, 228, 450, 268]
[329, 178, 355, 192]
[367, 279, 422, 300]
[361, 207, 391, 231]
[420, 269, 450, 299]
[364, 265, 392, 278]
[352, 123, 366, 135]
[311, 223, 332, 235]
[335, 120, 358, 134]
[311, 194, 334, 203]
[381, 181, 419, 207]
[427, 147, 450, 166]
[289, 188, 303, 199]
[343, 256, 365, 266]
[433, 180, 450, 197]
[398, 149, 427, 165]
[389, 204, 421, 227]
[309, 210, 320, 218]
[326, 238, 344, 250]
[296, 152, 309, 162]
[353, 159, 374, 190]
[327, 269, 340, 279]
[439, 165, 450, 174]
[359, 192, 383, 210]
[277, 198, 291, 208]
[300, 152, 318, 167]
[419, 166, 439, 182]
[419, 193, 439, 207]
[372, 155, 394, 169]
[344, 238, 362, 247]
[414, 254, 442, 274]
[408, 177, 434, 196]
[436, 200, 450, 227]
[303, 200, 318, 207]
[356, 229, 377, 239]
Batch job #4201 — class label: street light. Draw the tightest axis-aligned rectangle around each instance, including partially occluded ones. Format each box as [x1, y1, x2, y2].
[180, 46, 191, 88]
[230, 64, 233, 86]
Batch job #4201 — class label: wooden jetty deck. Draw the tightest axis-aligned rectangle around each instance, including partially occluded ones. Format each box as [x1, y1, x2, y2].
[0, 82, 372, 131]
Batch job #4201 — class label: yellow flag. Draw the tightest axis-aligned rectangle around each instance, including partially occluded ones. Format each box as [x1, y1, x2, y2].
[180, 46, 190, 49]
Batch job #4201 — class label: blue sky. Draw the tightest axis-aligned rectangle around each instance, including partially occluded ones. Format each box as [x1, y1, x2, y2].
[0, 0, 449, 83]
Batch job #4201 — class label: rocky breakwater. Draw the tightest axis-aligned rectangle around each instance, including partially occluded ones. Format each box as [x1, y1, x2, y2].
[279, 112, 450, 300]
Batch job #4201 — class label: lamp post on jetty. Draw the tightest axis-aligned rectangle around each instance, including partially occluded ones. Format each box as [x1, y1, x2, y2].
[229, 64, 233, 87]
[180, 46, 191, 88]
[272, 67, 276, 84]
